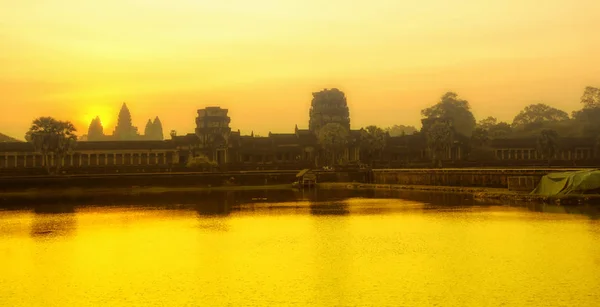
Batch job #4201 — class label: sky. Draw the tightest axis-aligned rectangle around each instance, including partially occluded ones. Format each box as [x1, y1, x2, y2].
[1, 0, 599, 139]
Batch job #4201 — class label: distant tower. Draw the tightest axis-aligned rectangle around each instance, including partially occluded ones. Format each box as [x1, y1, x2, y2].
[144, 119, 154, 139]
[195, 107, 231, 145]
[87, 116, 104, 141]
[153, 117, 164, 140]
[113, 103, 139, 140]
[308, 88, 351, 133]
[195, 107, 231, 164]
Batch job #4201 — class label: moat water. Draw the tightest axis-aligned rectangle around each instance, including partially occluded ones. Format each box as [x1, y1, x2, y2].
[1, 189, 600, 306]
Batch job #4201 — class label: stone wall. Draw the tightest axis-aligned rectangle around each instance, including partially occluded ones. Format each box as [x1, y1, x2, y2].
[0, 171, 300, 191]
[372, 168, 583, 189]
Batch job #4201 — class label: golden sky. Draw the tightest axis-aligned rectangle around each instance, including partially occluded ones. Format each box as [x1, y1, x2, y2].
[1, 0, 599, 139]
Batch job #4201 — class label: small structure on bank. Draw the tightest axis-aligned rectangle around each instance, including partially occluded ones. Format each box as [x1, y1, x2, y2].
[295, 169, 317, 188]
[531, 169, 600, 196]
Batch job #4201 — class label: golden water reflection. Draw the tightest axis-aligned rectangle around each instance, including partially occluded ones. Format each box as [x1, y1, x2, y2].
[0, 192, 599, 306]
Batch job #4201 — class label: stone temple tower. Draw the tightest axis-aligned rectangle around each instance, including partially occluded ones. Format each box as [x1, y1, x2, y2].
[308, 88, 351, 133]
[195, 107, 231, 164]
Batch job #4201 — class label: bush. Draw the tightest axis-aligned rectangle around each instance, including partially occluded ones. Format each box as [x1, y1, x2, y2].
[186, 155, 218, 170]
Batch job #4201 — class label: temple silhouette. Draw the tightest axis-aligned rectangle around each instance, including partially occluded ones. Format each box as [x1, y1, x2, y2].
[0, 88, 598, 173]
[83, 103, 164, 141]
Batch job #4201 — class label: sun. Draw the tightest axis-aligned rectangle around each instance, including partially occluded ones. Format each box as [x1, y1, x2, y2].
[78, 105, 116, 133]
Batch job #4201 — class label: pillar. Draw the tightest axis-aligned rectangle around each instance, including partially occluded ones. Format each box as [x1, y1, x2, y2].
[14, 154, 18, 167]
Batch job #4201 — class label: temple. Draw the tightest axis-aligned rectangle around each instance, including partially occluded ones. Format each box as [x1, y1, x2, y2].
[83, 103, 164, 141]
[1, 93, 600, 173]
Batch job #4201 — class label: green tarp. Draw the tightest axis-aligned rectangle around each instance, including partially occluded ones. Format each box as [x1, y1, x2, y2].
[531, 169, 600, 196]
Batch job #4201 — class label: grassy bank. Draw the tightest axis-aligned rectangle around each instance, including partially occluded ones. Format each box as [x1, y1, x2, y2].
[318, 182, 600, 206]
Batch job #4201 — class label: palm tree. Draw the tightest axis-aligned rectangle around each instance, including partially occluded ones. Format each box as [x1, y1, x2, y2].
[426, 121, 454, 168]
[317, 123, 349, 166]
[359, 125, 387, 166]
[536, 129, 559, 166]
[25, 117, 77, 174]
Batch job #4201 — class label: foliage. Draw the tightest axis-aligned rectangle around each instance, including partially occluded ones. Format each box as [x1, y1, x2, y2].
[385, 125, 417, 137]
[488, 122, 512, 138]
[572, 87, 600, 136]
[477, 117, 498, 130]
[536, 129, 559, 163]
[186, 154, 217, 169]
[476, 117, 512, 138]
[470, 127, 489, 147]
[421, 92, 476, 137]
[25, 117, 77, 174]
[317, 123, 349, 165]
[580, 86, 600, 109]
[309, 88, 350, 131]
[359, 125, 387, 164]
[512, 103, 569, 130]
[87, 116, 104, 141]
[425, 120, 454, 167]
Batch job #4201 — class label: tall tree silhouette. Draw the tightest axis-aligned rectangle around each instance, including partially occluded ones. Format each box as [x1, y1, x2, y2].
[25, 117, 77, 174]
[421, 92, 476, 138]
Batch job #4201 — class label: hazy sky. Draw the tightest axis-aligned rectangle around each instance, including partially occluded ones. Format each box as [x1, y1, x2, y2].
[1, 0, 599, 139]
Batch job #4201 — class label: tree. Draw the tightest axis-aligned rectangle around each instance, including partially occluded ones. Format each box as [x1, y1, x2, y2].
[512, 103, 569, 130]
[426, 120, 454, 167]
[536, 129, 559, 165]
[477, 117, 498, 130]
[385, 125, 417, 137]
[309, 88, 350, 132]
[359, 126, 387, 165]
[572, 86, 600, 136]
[468, 127, 497, 162]
[477, 116, 512, 138]
[25, 117, 77, 174]
[580, 86, 600, 109]
[488, 122, 512, 138]
[421, 92, 476, 137]
[87, 116, 104, 141]
[170, 130, 177, 139]
[470, 127, 489, 148]
[186, 154, 217, 170]
[317, 123, 349, 166]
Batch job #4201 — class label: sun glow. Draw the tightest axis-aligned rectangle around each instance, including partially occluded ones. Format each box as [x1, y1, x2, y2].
[78, 105, 116, 134]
